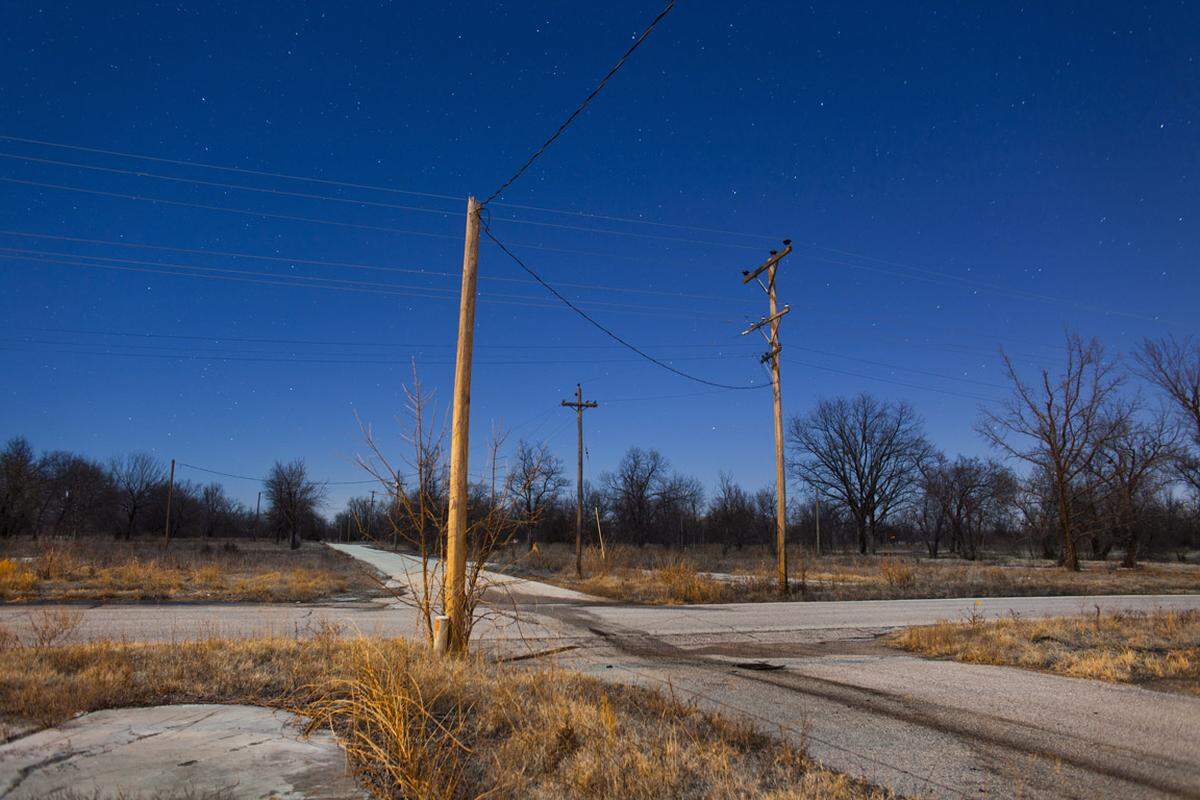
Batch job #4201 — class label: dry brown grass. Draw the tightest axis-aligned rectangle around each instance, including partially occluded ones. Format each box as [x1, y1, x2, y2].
[504, 543, 1200, 604]
[0, 632, 893, 800]
[889, 609, 1200, 693]
[0, 538, 377, 602]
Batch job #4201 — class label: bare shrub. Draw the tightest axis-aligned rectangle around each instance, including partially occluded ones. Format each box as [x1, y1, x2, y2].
[28, 608, 83, 648]
[879, 558, 915, 588]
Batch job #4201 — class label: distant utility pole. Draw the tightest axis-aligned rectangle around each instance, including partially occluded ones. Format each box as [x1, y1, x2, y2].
[814, 492, 821, 557]
[562, 383, 598, 579]
[740, 240, 793, 595]
[445, 195, 482, 654]
[164, 458, 176, 543]
[252, 490, 261, 540]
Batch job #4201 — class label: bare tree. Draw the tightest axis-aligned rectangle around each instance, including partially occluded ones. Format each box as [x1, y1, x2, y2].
[708, 472, 757, 549]
[199, 482, 235, 538]
[602, 447, 670, 543]
[508, 439, 567, 550]
[0, 437, 42, 538]
[108, 452, 163, 540]
[1091, 404, 1178, 566]
[264, 459, 327, 550]
[1135, 336, 1200, 443]
[788, 393, 929, 554]
[978, 333, 1124, 570]
[921, 455, 1016, 560]
[1136, 336, 1200, 505]
[356, 367, 520, 651]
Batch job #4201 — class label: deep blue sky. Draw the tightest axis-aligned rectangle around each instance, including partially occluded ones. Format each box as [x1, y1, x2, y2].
[1, 1, 1196, 511]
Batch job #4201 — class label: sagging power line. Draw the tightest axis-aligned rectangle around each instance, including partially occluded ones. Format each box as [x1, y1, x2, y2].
[481, 0, 677, 206]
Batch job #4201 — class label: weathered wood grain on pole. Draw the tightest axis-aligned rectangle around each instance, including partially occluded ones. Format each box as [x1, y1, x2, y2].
[739, 241, 792, 596]
[445, 195, 481, 654]
[163, 458, 175, 543]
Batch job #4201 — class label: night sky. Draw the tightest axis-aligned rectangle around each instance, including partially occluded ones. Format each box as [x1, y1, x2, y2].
[1, 2, 1196, 511]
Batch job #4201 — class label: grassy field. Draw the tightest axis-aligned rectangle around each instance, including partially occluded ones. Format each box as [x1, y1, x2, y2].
[0, 630, 894, 800]
[888, 609, 1200, 695]
[0, 538, 380, 603]
[498, 542, 1200, 605]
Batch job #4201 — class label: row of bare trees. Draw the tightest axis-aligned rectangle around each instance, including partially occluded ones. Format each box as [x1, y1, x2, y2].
[0, 442, 328, 547]
[325, 334, 1198, 567]
[788, 334, 1200, 567]
[6, 334, 1197, 568]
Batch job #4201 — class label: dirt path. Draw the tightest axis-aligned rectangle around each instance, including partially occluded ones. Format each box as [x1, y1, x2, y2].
[539, 604, 1200, 800]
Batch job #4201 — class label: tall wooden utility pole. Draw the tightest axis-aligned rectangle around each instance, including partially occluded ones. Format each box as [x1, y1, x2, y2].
[562, 384, 598, 578]
[444, 196, 481, 654]
[740, 240, 793, 595]
[163, 458, 176, 543]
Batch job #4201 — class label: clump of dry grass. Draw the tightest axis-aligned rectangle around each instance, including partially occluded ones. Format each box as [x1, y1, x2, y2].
[0, 539, 372, 602]
[0, 633, 893, 800]
[575, 556, 743, 605]
[889, 609, 1200, 693]
[0, 558, 38, 599]
[504, 543, 1200, 605]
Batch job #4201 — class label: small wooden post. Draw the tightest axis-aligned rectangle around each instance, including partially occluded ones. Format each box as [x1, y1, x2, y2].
[444, 196, 481, 654]
[594, 506, 606, 560]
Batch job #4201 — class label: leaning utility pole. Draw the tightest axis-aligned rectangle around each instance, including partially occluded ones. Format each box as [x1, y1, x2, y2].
[444, 196, 481, 654]
[562, 384, 598, 579]
[163, 458, 176, 543]
[740, 240, 793, 595]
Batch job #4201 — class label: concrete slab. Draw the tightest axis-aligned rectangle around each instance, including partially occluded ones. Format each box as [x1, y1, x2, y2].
[0, 704, 363, 800]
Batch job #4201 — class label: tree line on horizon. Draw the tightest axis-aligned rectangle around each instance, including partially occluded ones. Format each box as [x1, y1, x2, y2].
[3, 333, 1198, 568]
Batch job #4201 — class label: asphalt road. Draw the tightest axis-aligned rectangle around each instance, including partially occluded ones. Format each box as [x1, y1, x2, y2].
[4, 543, 1199, 799]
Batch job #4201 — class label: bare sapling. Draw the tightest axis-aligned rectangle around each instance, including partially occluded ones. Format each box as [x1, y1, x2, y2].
[354, 365, 522, 653]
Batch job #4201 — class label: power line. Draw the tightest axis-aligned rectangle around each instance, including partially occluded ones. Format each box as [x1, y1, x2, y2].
[0, 133, 779, 241]
[11, 325, 751, 351]
[0, 152, 770, 251]
[0, 135, 1184, 323]
[13, 325, 758, 353]
[7, 324, 1009, 393]
[3, 176, 462, 240]
[0, 134, 464, 202]
[0, 246, 738, 319]
[177, 462, 377, 485]
[0, 338, 758, 368]
[2, 179, 741, 266]
[0, 230, 749, 304]
[481, 222, 767, 391]
[480, 0, 677, 206]
[1, 252, 737, 321]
